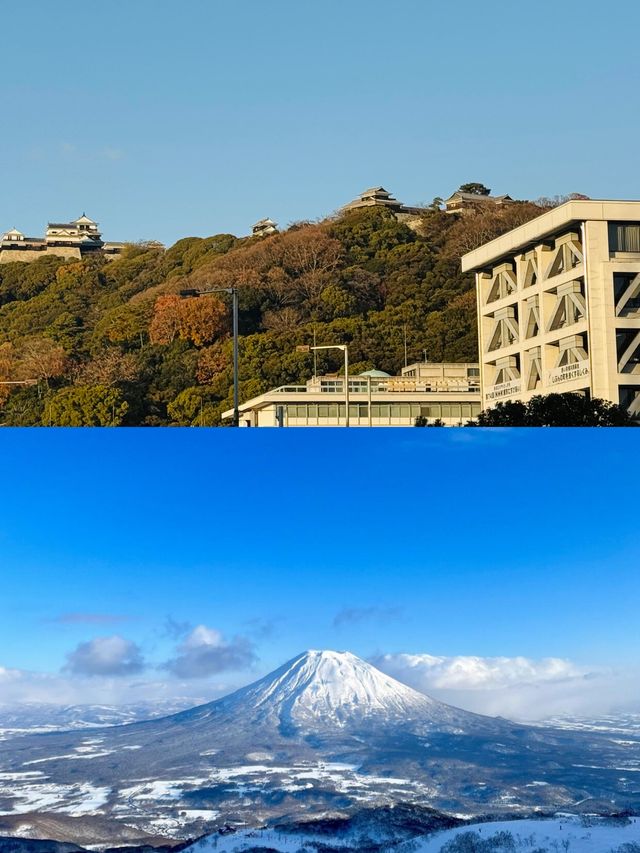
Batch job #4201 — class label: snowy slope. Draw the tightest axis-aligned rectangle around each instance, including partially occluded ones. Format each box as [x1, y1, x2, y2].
[182, 815, 640, 853]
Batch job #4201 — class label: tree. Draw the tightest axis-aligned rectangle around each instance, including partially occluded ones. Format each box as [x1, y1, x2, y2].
[459, 182, 491, 196]
[167, 386, 219, 426]
[444, 202, 544, 257]
[0, 342, 15, 405]
[149, 294, 227, 347]
[76, 349, 139, 386]
[16, 337, 67, 387]
[93, 301, 154, 347]
[179, 295, 227, 346]
[44, 385, 129, 426]
[476, 392, 637, 426]
[149, 294, 183, 344]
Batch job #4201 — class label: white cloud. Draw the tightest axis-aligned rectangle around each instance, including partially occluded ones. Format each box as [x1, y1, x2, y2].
[0, 664, 231, 707]
[64, 635, 145, 677]
[371, 652, 640, 721]
[163, 625, 256, 679]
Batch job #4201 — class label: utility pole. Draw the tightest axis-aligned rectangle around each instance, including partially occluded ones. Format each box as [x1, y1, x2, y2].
[231, 287, 239, 427]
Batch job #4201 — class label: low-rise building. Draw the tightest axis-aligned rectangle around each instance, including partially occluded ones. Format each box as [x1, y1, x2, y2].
[222, 363, 481, 427]
[462, 199, 640, 417]
[0, 214, 125, 263]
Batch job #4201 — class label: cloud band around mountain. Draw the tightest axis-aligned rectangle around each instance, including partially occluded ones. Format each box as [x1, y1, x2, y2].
[371, 651, 633, 720]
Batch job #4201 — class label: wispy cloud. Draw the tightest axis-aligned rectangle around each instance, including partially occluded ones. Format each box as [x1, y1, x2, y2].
[333, 606, 403, 628]
[162, 615, 192, 640]
[64, 635, 145, 677]
[48, 612, 131, 626]
[244, 616, 283, 639]
[163, 625, 257, 679]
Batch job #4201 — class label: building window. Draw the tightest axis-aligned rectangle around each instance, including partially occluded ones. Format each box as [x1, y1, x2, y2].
[614, 273, 640, 318]
[619, 386, 640, 417]
[419, 404, 441, 418]
[616, 330, 640, 374]
[609, 223, 640, 253]
[348, 403, 368, 417]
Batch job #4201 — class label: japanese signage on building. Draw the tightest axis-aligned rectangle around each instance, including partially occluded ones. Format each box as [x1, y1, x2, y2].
[548, 362, 590, 386]
[485, 379, 521, 401]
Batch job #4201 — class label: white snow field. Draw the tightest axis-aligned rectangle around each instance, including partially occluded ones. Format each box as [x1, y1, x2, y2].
[183, 815, 640, 852]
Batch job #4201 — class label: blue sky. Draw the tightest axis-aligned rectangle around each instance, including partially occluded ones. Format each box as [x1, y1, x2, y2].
[3, 0, 640, 245]
[0, 429, 638, 718]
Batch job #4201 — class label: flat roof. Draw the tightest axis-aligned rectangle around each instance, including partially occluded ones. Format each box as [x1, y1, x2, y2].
[461, 199, 640, 272]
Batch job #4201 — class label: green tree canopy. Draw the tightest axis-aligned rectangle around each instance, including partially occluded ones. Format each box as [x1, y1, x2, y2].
[458, 182, 491, 196]
[44, 385, 129, 426]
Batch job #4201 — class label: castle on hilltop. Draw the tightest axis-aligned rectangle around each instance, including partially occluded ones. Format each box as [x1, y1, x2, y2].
[0, 214, 125, 264]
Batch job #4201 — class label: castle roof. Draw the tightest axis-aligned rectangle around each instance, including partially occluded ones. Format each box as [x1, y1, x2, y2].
[342, 186, 422, 216]
[446, 191, 513, 204]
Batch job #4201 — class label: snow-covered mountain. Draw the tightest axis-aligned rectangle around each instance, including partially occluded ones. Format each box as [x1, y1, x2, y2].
[224, 649, 442, 723]
[0, 651, 638, 847]
[173, 649, 488, 733]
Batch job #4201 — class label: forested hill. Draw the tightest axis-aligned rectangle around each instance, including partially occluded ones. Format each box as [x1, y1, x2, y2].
[0, 199, 544, 426]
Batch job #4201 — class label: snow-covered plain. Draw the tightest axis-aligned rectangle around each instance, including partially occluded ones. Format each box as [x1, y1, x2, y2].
[182, 816, 640, 853]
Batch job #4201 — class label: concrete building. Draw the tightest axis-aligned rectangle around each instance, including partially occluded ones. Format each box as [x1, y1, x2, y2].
[222, 362, 481, 427]
[0, 215, 125, 263]
[462, 199, 640, 417]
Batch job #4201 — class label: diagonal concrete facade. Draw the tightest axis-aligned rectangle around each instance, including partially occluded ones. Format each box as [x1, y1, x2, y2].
[462, 200, 640, 416]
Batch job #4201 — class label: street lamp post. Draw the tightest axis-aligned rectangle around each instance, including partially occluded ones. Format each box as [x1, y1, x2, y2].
[180, 286, 239, 427]
[309, 344, 349, 427]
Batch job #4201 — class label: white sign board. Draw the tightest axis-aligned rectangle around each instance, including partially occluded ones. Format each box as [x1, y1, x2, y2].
[485, 379, 521, 401]
[548, 363, 590, 386]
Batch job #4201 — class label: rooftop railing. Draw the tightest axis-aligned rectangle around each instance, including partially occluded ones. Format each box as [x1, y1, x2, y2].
[271, 379, 480, 395]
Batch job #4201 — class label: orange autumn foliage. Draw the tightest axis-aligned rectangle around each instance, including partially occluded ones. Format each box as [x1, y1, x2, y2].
[149, 294, 227, 347]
